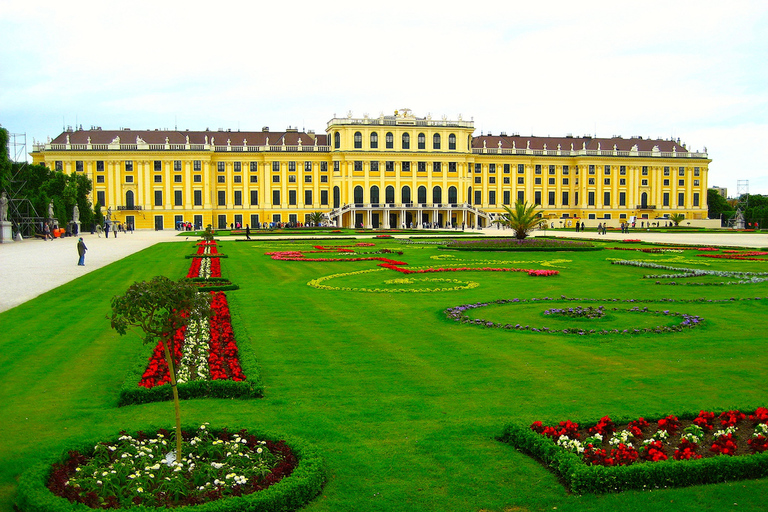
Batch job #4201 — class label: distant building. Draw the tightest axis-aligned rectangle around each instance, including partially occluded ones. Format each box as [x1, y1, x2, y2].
[31, 109, 711, 229]
[710, 186, 728, 198]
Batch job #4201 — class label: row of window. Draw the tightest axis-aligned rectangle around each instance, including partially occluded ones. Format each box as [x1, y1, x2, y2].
[66, 160, 703, 178]
[343, 131, 459, 150]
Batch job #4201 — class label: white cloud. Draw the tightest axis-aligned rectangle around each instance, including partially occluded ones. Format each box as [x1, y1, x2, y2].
[2, 0, 767, 192]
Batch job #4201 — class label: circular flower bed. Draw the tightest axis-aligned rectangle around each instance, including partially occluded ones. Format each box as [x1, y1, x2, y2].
[444, 296, 704, 335]
[16, 425, 324, 511]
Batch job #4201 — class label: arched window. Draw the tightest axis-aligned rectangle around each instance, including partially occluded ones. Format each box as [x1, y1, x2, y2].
[641, 192, 648, 209]
[432, 186, 442, 204]
[433, 133, 441, 150]
[386, 132, 394, 149]
[449, 134, 456, 150]
[370, 132, 378, 149]
[370, 185, 380, 204]
[354, 132, 362, 149]
[125, 190, 135, 209]
[333, 186, 341, 208]
[417, 186, 427, 204]
[354, 186, 364, 204]
[402, 133, 410, 150]
[334, 132, 340, 149]
[448, 186, 457, 203]
[385, 186, 395, 204]
[402, 186, 411, 204]
[418, 133, 426, 149]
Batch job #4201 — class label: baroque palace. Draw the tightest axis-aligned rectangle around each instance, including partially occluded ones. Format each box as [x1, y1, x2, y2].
[31, 109, 711, 230]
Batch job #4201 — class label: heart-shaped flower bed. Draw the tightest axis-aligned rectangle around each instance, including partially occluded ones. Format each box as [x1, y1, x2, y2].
[16, 425, 325, 511]
[499, 408, 768, 493]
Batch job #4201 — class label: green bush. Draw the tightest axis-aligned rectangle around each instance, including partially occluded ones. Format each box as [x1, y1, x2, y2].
[15, 427, 325, 512]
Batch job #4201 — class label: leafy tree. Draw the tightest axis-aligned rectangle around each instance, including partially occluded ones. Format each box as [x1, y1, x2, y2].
[669, 213, 685, 226]
[307, 211, 325, 226]
[707, 189, 734, 221]
[110, 276, 212, 462]
[93, 202, 104, 229]
[493, 201, 543, 239]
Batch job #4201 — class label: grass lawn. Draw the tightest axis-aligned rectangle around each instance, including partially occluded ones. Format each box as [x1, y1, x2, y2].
[2, 238, 768, 511]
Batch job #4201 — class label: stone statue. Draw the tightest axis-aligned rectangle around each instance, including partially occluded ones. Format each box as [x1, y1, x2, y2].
[106, 207, 112, 222]
[0, 192, 8, 221]
[48, 201, 54, 219]
[73, 204, 80, 222]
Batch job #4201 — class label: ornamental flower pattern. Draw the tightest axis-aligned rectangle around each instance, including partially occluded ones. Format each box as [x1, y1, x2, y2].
[139, 242, 245, 389]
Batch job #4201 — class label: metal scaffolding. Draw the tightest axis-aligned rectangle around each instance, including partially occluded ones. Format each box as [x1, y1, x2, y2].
[5, 133, 45, 238]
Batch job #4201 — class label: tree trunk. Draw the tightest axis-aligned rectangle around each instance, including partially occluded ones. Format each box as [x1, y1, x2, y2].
[162, 339, 183, 464]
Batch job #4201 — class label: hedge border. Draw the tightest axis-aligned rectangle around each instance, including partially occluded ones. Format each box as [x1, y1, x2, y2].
[15, 426, 325, 512]
[498, 407, 768, 494]
[117, 295, 263, 407]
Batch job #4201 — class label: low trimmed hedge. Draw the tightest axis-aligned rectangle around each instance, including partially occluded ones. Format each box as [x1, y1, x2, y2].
[498, 409, 768, 494]
[15, 427, 325, 512]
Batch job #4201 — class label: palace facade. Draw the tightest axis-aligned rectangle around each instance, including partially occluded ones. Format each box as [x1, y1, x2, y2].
[31, 109, 711, 230]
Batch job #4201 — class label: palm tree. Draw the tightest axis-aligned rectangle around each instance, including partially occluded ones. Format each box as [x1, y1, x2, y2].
[493, 201, 543, 239]
[669, 213, 685, 227]
[308, 211, 326, 227]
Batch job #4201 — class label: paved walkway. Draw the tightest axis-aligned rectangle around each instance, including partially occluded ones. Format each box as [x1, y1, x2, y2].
[1, 228, 765, 313]
[0, 230, 185, 313]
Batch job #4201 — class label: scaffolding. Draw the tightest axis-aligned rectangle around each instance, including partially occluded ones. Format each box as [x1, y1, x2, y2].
[728, 180, 749, 229]
[4, 133, 45, 238]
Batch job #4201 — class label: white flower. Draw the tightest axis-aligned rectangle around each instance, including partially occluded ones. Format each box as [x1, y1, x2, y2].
[136, 487, 144, 493]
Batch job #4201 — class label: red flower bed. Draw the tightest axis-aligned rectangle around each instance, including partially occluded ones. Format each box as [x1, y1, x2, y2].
[139, 324, 185, 388]
[700, 252, 768, 261]
[187, 258, 202, 278]
[208, 292, 245, 381]
[529, 409, 768, 467]
[138, 292, 245, 388]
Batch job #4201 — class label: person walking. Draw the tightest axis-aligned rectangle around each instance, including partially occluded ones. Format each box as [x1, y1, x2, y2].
[112, 222, 118, 238]
[245, 224, 251, 240]
[77, 237, 87, 266]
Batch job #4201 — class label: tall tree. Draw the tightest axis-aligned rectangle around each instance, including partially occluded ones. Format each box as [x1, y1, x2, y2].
[110, 277, 212, 463]
[493, 201, 543, 239]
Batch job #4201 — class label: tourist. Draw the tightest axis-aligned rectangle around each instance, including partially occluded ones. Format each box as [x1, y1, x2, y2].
[113, 222, 118, 238]
[597, 223, 602, 234]
[77, 237, 87, 266]
[43, 222, 51, 240]
[245, 224, 251, 240]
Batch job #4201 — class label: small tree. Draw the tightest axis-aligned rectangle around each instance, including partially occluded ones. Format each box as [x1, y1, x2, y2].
[493, 201, 543, 239]
[110, 276, 211, 462]
[670, 213, 685, 227]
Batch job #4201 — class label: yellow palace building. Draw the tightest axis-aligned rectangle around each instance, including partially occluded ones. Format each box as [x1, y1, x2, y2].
[31, 109, 711, 230]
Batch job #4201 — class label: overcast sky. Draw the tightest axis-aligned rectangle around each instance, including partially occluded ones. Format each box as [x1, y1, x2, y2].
[1, 0, 766, 195]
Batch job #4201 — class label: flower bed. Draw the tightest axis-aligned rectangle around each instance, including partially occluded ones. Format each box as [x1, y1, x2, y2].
[498, 408, 768, 493]
[120, 242, 256, 406]
[444, 238, 598, 251]
[612, 260, 768, 285]
[16, 425, 325, 511]
[267, 247, 559, 278]
[444, 296, 702, 335]
[308, 268, 480, 293]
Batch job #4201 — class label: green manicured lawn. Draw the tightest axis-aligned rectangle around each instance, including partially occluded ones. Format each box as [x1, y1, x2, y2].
[2, 239, 768, 511]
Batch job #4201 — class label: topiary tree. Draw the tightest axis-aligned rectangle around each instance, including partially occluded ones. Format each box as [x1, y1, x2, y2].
[493, 201, 543, 239]
[110, 276, 212, 463]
